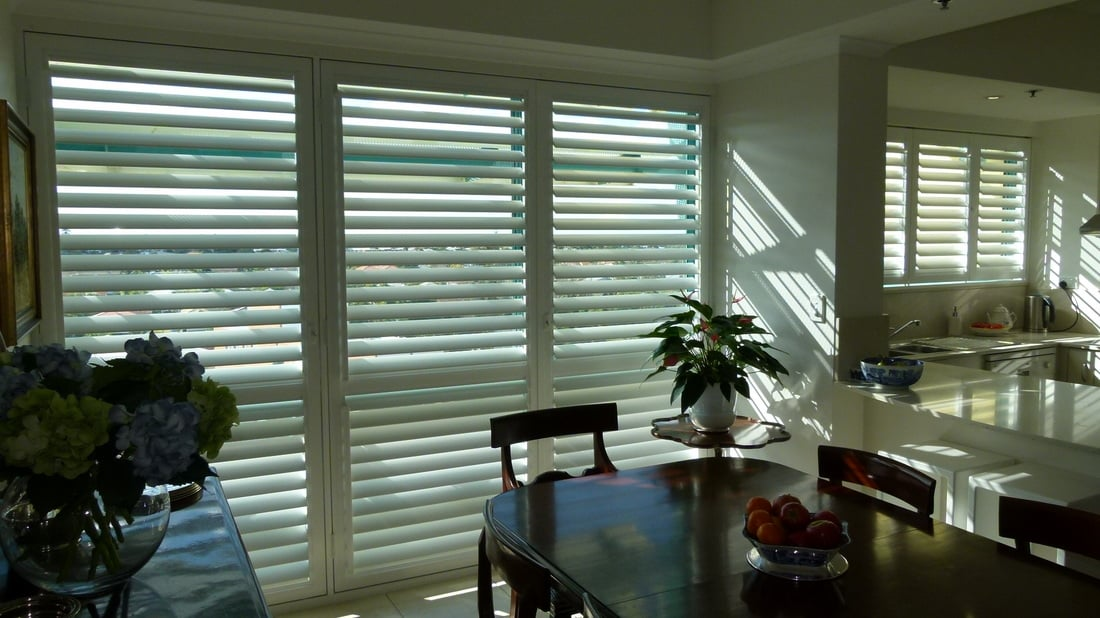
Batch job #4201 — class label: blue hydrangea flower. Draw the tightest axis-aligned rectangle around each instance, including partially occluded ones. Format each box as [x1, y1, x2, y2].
[9, 344, 94, 395]
[114, 397, 199, 484]
[0, 366, 40, 418]
[124, 332, 204, 379]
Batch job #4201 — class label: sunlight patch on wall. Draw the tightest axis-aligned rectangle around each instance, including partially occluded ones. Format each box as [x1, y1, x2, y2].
[726, 147, 806, 257]
[736, 270, 832, 352]
[1078, 239, 1100, 330]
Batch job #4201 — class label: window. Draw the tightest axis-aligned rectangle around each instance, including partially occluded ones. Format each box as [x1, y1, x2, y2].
[29, 34, 707, 604]
[884, 127, 1028, 286]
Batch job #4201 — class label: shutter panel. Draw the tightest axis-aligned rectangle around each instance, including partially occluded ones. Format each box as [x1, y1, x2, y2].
[550, 96, 705, 468]
[976, 143, 1028, 276]
[46, 51, 321, 602]
[913, 140, 970, 279]
[884, 131, 908, 281]
[334, 78, 530, 587]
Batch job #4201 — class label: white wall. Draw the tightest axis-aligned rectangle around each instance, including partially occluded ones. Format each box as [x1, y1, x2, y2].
[712, 48, 887, 473]
[1031, 114, 1100, 332]
[0, 0, 16, 105]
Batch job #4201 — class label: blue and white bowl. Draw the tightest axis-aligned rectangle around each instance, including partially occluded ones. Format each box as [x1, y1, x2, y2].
[859, 357, 923, 387]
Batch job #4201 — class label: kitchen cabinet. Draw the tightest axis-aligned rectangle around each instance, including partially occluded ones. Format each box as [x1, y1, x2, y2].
[984, 346, 1057, 379]
[1060, 345, 1100, 385]
[923, 353, 984, 370]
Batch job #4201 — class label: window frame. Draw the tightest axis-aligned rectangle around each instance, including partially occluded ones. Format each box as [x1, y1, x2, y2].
[884, 126, 1030, 288]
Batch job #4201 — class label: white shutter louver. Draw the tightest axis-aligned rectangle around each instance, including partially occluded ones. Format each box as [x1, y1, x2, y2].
[976, 145, 1027, 275]
[884, 135, 907, 280]
[550, 96, 704, 469]
[914, 141, 970, 278]
[46, 53, 321, 602]
[336, 80, 529, 587]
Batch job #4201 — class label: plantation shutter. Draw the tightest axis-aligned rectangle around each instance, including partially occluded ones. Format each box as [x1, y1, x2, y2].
[975, 143, 1028, 277]
[913, 137, 970, 280]
[42, 41, 323, 604]
[549, 93, 705, 469]
[883, 128, 1027, 286]
[883, 130, 908, 281]
[332, 71, 530, 588]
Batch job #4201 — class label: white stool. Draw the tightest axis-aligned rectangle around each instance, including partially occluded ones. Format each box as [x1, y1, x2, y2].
[969, 462, 1100, 576]
[877, 440, 1015, 529]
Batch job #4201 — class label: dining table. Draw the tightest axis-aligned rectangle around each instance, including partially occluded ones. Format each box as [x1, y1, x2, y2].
[484, 456, 1100, 616]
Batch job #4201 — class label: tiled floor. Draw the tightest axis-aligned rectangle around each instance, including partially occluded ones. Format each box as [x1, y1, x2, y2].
[272, 574, 529, 618]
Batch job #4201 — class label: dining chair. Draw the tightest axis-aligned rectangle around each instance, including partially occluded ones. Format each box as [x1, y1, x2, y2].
[998, 495, 1100, 561]
[817, 444, 937, 517]
[478, 402, 620, 618]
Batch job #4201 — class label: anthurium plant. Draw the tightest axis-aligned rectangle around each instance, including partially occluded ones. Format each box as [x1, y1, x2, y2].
[642, 292, 788, 412]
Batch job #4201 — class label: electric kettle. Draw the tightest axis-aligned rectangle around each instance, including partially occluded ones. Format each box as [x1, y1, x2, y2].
[987, 305, 1015, 329]
[1024, 295, 1055, 332]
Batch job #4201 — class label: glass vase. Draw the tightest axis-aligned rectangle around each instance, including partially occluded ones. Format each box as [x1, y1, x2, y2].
[0, 477, 171, 598]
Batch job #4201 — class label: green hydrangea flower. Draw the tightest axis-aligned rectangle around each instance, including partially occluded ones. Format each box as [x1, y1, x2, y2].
[188, 377, 239, 459]
[0, 388, 112, 479]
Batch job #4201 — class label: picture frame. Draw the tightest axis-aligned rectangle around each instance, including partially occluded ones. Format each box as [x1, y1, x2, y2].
[1, 100, 41, 345]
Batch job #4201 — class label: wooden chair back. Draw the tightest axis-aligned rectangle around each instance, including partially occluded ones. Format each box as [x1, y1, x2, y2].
[490, 402, 619, 492]
[817, 444, 936, 517]
[479, 403, 619, 618]
[998, 495, 1100, 561]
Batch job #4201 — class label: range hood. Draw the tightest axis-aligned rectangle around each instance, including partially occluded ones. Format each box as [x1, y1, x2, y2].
[1081, 214, 1100, 235]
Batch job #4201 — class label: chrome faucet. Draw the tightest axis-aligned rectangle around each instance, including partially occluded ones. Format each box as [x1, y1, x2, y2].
[889, 319, 921, 339]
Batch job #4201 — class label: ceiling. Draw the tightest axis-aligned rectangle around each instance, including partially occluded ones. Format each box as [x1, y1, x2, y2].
[888, 67, 1100, 122]
[888, 0, 1100, 123]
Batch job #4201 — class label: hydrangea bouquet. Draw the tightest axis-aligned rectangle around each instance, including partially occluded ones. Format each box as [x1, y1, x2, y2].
[0, 332, 239, 575]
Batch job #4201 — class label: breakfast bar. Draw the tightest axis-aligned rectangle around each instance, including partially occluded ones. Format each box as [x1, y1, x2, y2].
[839, 359, 1100, 576]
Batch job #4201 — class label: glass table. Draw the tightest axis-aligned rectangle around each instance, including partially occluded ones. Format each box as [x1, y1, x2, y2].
[650, 414, 791, 457]
[0, 476, 270, 617]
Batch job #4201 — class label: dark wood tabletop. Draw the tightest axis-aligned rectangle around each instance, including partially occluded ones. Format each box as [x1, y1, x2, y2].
[484, 457, 1100, 617]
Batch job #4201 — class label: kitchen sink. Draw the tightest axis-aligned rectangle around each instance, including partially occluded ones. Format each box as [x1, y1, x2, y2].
[888, 342, 952, 355]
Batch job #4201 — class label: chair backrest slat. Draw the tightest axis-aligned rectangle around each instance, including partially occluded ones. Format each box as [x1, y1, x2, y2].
[490, 403, 619, 492]
[998, 495, 1100, 561]
[817, 444, 936, 517]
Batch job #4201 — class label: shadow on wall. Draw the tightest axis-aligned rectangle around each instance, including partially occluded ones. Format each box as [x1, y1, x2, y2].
[722, 144, 837, 470]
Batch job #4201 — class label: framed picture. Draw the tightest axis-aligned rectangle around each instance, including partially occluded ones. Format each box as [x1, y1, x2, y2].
[1, 101, 40, 345]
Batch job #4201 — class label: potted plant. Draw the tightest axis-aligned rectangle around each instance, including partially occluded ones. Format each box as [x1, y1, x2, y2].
[641, 292, 788, 432]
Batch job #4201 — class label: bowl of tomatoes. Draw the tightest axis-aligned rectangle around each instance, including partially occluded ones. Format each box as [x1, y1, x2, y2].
[969, 321, 1011, 336]
[743, 494, 850, 569]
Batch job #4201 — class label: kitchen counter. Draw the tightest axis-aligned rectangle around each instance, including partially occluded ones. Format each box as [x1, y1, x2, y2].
[891, 330, 1100, 363]
[843, 361, 1100, 453]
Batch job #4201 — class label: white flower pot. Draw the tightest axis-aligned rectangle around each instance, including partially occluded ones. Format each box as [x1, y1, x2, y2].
[689, 385, 736, 433]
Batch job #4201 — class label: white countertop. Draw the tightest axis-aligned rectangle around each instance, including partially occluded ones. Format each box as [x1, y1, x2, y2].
[894, 330, 1100, 361]
[844, 361, 1100, 453]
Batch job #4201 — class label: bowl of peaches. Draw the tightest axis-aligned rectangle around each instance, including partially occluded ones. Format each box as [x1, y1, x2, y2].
[742, 493, 851, 580]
